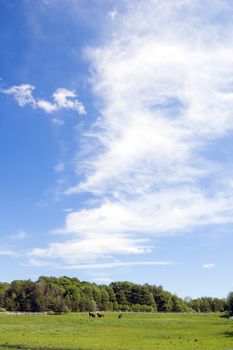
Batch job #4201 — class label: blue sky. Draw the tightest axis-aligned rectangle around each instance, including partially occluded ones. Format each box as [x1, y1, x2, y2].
[1, 0, 233, 299]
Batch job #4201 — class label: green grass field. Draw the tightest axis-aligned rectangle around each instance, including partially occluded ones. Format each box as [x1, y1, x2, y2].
[0, 313, 232, 350]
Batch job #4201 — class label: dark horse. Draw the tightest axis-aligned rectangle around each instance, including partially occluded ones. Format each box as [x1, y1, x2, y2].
[97, 312, 104, 318]
[118, 313, 123, 319]
[89, 312, 96, 318]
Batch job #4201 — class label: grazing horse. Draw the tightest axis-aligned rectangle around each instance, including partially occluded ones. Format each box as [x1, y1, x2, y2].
[118, 313, 123, 319]
[89, 312, 96, 318]
[97, 312, 104, 318]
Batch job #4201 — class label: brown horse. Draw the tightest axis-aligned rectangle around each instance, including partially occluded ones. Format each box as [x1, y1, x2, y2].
[118, 313, 123, 319]
[89, 312, 96, 318]
[97, 312, 104, 318]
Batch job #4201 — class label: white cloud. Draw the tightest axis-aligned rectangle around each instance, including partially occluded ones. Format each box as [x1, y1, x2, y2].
[1, 84, 35, 107]
[202, 263, 215, 269]
[29, 0, 233, 266]
[71, 0, 233, 221]
[29, 234, 151, 265]
[64, 190, 233, 236]
[1, 85, 86, 114]
[53, 88, 86, 114]
[37, 99, 57, 113]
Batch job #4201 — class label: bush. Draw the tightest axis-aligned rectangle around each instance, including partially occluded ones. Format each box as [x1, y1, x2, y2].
[131, 304, 142, 312]
[118, 304, 129, 312]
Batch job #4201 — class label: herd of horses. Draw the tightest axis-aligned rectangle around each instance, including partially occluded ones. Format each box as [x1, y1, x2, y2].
[89, 312, 123, 319]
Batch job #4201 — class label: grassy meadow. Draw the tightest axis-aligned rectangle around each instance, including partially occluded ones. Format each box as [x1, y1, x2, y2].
[0, 312, 232, 350]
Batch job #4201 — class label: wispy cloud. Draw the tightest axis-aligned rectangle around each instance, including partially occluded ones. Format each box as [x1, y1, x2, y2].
[29, 0, 233, 267]
[0, 248, 16, 256]
[202, 263, 215, 269]
[35, 200, 48, 208]
[64, 260, 174, 270]
[28, 257, 173, 270]
[1, 84, 86, 114]
[70, 0, 233, 227]
[91, 277, 112, 284]
[52, 118, 65, 125]
[29, 234, 151, 265]
[108, 8, 117, 20]
[54, 162, 65, 173]
[10, 229, 28, 240]
[63, 191, 233, 236]
[62, 208, 73, 213]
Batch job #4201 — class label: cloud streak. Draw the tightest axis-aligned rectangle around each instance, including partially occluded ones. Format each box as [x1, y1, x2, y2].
[202, 263, 215, 269]
[28, 257, 173, 270]
[0, 248, 16, 257]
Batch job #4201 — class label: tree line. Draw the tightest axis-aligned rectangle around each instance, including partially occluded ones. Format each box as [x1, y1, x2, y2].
[0, 276, 231, 314]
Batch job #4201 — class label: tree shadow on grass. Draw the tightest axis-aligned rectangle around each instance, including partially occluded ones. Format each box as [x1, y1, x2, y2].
[224, 331, 233, 338]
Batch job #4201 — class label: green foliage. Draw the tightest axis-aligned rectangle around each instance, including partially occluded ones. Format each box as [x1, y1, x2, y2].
[190, 297, 227, 313]
[0, 276, 227, 314]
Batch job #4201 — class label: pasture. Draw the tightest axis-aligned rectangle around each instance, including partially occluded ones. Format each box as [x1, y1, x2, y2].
[0, 312, 232, 350]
